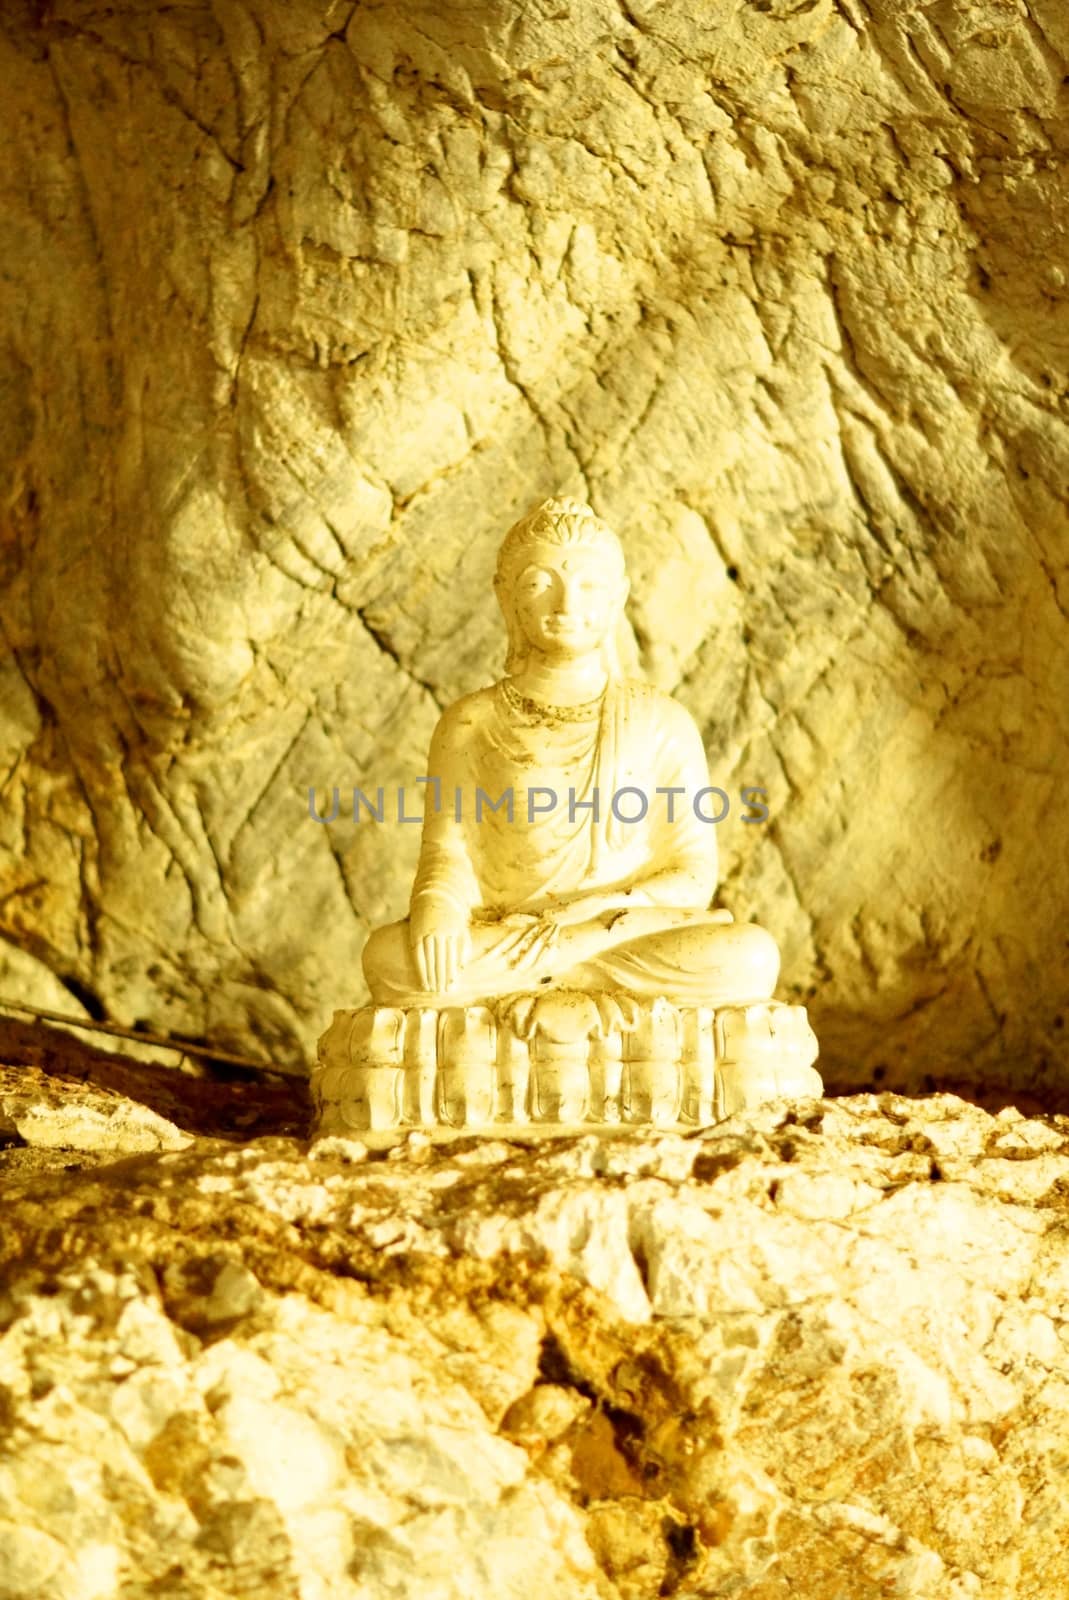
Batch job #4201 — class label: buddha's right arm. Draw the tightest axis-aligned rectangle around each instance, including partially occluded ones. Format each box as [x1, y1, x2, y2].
[409, 713, 479, 936]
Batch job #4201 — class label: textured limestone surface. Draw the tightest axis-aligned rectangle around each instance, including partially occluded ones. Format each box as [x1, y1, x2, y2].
[0, 1, 1067, 1089]
[3, 1068, 1069, 1597]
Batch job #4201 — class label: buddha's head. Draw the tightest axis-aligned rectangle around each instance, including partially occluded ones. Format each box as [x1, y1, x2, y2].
[494, 498, 630, 676]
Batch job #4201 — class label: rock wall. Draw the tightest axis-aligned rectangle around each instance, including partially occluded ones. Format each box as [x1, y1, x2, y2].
[0, 0, 1066, 1087]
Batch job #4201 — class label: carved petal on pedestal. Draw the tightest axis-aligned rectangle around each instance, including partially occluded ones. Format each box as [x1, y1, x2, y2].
[716, 1003, 820, 1069]
[623, 997, 682, 1061]
[403, 1009, 439, 1125]
[618, 1001, 683, 1125]
[437, 1007, 496, 1127]
[339, 1096, 371, 1133]
[499, 993, 539, 1041]
[680, 1006, 716, 1124]
[780, 1005, 820, 1070]
[620, 1058, 682, 1125]
[496, 1028, 530, 1123]
[588, 1029, 623, 1124]
[350, 1007, 406, 1067]
[715, 1004, 771, 1064]
[528, 1045, 590, 1123]
[316, 1009, 359, 1068]
[528, 991, 603, 1045]
[340, 1066, 403, 1131]
[593, 992, 642, 1037]
[714, 1003, 823, 1116]
[313, 1064, 351, 1102]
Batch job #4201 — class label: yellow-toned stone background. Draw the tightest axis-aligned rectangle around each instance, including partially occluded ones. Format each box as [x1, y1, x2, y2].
[0, 0, 1065, 1086]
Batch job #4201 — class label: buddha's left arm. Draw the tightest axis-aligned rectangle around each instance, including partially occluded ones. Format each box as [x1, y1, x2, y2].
[635, 705, 719, 909]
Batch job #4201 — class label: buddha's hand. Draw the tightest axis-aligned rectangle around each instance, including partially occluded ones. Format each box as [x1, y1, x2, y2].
[410, 904, 472, 993]
[494, 911, 563, 969]
[545, 890, 652, 927]
[497, 893, 639, 968]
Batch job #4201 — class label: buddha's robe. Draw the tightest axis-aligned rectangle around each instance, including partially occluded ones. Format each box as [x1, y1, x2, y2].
[363, 678, 778, 1007]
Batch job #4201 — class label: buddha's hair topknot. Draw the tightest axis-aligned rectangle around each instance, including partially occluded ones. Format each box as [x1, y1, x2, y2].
[495, 497, 624, 580]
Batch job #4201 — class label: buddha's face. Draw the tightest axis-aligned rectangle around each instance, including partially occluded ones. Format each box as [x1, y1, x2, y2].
[508, 543, 628, 660]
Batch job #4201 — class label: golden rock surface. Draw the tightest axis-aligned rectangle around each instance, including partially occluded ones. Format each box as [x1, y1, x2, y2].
[2, 1074, 1069, 1597]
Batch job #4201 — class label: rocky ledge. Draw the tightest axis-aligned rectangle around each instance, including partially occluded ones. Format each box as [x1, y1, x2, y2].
[1, 1055, 1068, 1599]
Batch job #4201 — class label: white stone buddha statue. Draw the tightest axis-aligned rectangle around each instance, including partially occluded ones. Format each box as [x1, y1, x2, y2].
[364, 497, 779, 1008]
[315, 497, 820, 1136]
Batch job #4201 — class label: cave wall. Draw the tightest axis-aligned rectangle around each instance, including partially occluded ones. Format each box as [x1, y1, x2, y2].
[0, 0, 1066, 1086]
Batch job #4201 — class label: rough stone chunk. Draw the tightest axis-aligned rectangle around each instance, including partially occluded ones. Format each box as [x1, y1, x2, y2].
[1, 1093, 1069, 1595]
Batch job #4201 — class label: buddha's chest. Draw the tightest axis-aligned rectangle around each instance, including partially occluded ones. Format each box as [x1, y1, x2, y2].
[468, 718, 603, 798]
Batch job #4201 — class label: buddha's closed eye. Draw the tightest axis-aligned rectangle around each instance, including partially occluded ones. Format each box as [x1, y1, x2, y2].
[520, 572, 553, 594]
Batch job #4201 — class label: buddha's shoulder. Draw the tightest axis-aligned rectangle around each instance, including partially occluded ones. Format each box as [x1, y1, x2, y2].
[614, 679, 701, 734]
[430, 684, 501, 738]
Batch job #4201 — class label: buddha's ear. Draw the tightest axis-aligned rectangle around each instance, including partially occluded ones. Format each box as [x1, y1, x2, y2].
[616, 574, 631, 608]
[492, 571, 510, 614]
